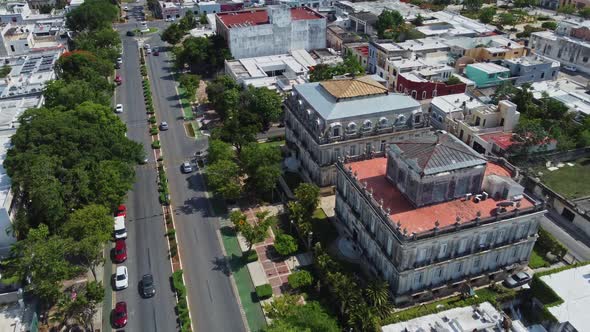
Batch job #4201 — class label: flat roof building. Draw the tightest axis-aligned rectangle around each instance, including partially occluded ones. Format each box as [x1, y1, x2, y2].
[215, 5, 326, 59]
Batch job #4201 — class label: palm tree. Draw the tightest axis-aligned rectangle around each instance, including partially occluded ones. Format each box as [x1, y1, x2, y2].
[365, 279, 392, 318]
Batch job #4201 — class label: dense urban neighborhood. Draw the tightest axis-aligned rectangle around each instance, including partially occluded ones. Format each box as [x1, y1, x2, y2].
[0, 0, 589, 331]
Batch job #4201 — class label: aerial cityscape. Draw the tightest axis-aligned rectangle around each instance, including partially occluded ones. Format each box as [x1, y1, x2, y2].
[0, 0, 588, 331]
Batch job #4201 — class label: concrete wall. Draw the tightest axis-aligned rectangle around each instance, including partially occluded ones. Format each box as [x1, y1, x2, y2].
[530, 32, 590, 75]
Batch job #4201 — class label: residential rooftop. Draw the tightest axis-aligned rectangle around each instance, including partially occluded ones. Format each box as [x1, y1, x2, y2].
[504, 55, 560, 67]
[540, 264, 590, 332]
[479, 131, 515, 151]
[347, 157, 534, 233]
[217, 7, 323, 28]
[396, 37, 449, 52]
[467, 62, 510, 74]
[381, 301, 504, 332]
[431, 92, 484, 114]
[294, 77, 420, 120]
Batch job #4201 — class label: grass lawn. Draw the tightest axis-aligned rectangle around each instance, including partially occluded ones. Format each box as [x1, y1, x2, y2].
[529, 247, 550, 269]
[539, 158, 590, 199]
[260, 140, 285, 148]
[220, 226, 267, 331]
[176, 85, 193, 120]
[133, 27, 159, 34]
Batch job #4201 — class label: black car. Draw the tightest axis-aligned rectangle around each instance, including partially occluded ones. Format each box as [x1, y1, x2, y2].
[126, 30, 135, 37]
[141, 274, 156, 298]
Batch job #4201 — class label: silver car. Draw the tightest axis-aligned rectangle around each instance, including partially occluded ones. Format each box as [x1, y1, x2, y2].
[181, 162, 192, 173]
[503, 271, 531, 288]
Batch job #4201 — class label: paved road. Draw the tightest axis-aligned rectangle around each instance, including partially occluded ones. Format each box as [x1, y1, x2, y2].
[109, 23, 177, 332]
[542, 210, 590, 262]
[143, 34, 247, 332]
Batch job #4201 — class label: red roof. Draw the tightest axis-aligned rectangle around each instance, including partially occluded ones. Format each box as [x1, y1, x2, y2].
[480, 132, 515, 151]
[354, 45, 369, 57]
[347, 158, 534, 234]
[217, 7, 323, 28]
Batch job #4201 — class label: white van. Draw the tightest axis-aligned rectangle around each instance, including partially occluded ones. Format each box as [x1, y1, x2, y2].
[114, 216, 127, 239]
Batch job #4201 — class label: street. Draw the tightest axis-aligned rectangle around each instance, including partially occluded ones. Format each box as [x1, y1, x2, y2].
[107, 20, 177, 332]
[142, 32, 247, 332]
[542, 210, 590, 262]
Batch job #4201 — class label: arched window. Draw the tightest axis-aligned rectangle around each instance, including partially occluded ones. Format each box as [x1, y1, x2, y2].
[396, 114, 406, 124]
[422, 91, 427, 100]
[363, 119, 372, 131]
[411, 90, 417, 99]
[330, 122, 342, 137]
[432, 89, 437, 98]
[378, 117, 388, 128]
[346, 122, 357, 134]
[398, 84, 403, 92]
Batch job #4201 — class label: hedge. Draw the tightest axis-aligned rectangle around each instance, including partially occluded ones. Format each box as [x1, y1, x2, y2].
[536, 227, 567, 258]
[172, 270, 192, 331]
[150, 126, 158, 135]
[244, 250, 258, 263]
[151, 140, 161, 149]
[288, 270, 313, 289]
[255, 284, 272, 300]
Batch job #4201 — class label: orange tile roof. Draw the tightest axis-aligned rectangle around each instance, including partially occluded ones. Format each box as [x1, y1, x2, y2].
[217, 7, 323, 28]
[320, 76, 387, 100]
[347, 158, 534, 234]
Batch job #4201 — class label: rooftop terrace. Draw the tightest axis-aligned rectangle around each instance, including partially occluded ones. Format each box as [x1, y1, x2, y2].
[346, 157, 535, 234]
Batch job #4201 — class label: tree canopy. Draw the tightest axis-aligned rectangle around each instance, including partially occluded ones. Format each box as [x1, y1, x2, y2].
[173, 35, 231, 76]
[4, 102, 142, 233]
[478, 7, 496, 24]
[309, 54, 365, 82]
[66, 0, 118, 32]
[376, 9, 404, 39]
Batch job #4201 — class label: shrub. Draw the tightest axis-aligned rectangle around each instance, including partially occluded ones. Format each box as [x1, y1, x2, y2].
[255, 284, 273, 300]
[151, 140, 161, 149]
[541, 21, 557, 30]
[288, 270, 313, 290]
[157, 155, 164, 162]
[149, 116, 157, 124]
[536, 227, 567, 258]
[166, 229, 176, 239]
[159, 192, 169, 205]
[169, 244, 177, 258]
[166, 214, 172, 225]
[274, 234, 298, 256]
[150, 126, 158, 135]
[172, 270, 185, 296]
[244, 250, 258, 263]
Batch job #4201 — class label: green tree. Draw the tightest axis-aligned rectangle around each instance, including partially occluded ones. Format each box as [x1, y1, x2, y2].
[499, 12, 517, 29]
[463, 0, 483, 11]
[412, 14, 424, 26]
[212, 110, 259, 153]
[376, 9, 404, 39]
[580, 7, 590, 18]
[478, 7, 496, 24]
[1, 224, 81, 305]
[205, 159, 242, 200]
[173, 35, 231, 76]
[294, 183, 320, 218]
[513, 0, 537, 7]
[178, 73, 201, 103]
[262, 293, 300, 319]
[230, 210, 275, 253]
[446, 75, 462, 85]
[205, 75, 240, 120]
[0, 65, 11, 78]
[266, 301, 339, 332]
[179, 11, 197, 31]
[246, 86, 283, 129]
[73, 28, 121, 62]
[241, 143, 282, 194]
[513, 117, 549, 153]
[309, 54, 364, 82]
[61, 205, 112, 279]
[557, 4, 576, 15]
[43, 79, 112, 109]
[53, 281, 104, 330]
[207, 139, 235, 164]
[492, 80, 516, 103]
[274, 234, 298, 256]
[364, 279, 392, 318]
[66, 0, 118, 32]
[161, 23, 185, 45]
[56, 50, 113, 81]
[288, 270, 313, 289]
[200, 14, 208, 24]
[541, 21, 558, 30]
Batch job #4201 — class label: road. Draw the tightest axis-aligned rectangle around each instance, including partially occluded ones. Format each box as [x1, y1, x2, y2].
[542, 210, 590, 262]
[141, 32, 247, 332]
[108, 17, 177, 332]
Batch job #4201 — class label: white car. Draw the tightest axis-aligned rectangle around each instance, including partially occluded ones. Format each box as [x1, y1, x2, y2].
[123, 5, 128, 10]
[115, 104, 124, 113]
[181, 162, 193, 173]
[115, 266, 129, 290]
[143, 43, 150, 50]
[146, 48, 152, 54]
[116, 57, 123, 64]
[563, 65, 577, 72]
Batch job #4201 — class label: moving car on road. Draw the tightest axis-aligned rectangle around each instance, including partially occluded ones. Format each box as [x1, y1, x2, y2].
[159, 121, 169, 131]
[115, 266, 129, 290]
[126, 30, 135, 37]
[181, 162, 193, 173]
[503, 271, 532, 288]
[141, 274, 156, 298]
[113, 240, 127, 263]
[115, 104, 123, 113]
[113, 302, 128, 328]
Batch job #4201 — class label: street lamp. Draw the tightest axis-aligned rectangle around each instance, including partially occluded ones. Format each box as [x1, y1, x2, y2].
[290, 219, 294, 234]
[307, 231, 313, 249]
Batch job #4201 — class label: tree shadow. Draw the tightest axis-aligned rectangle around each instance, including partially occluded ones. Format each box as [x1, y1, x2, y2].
[211, 256, 230, 276]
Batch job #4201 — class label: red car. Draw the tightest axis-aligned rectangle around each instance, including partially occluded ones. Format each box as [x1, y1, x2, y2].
[115, 75, 122, 85]
[116, 204, 127, 217]
[113, 240, 127, 263]
[113, 301, 128, 328]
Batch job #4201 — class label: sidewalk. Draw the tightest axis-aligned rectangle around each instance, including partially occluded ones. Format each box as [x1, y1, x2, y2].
[542, 209, 590, 261]
[100, 248, 112, 332]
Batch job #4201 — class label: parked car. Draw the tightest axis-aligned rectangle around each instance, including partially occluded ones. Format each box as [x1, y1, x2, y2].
[126, 30, 135, 36]
[114, 216, 127, 240]
[115, 75, 122, 85]
[115, 104, 123, 113]
[116, 204, 127, 217]
[159, 121, 169, 131]
[115, 266, 129, 290]
[141, 274, 156, 298]
[503, 271, 532, 288]
[153, 48, 159, 56]
[123, 5, 129, 10]
[113, 240, 127, 263]
[563, 65, 577, 72]
[146, 48, 152, 54]
[112, 302, 128, 328]
[143, 43, 150, 50]
[181, 162, 193, 173]
[116, 57, 123, 65]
